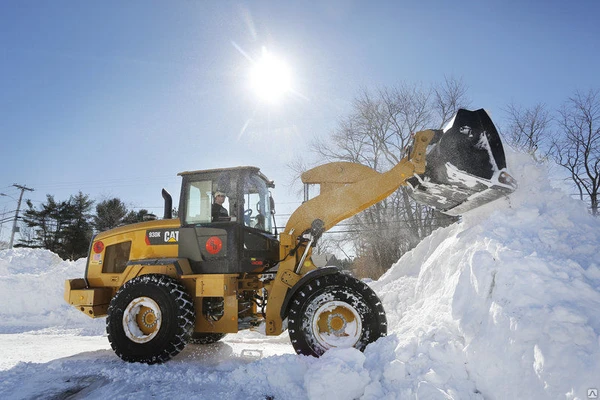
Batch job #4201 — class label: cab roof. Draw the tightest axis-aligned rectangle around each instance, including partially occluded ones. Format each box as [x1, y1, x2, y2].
[177, 166, 274, 188]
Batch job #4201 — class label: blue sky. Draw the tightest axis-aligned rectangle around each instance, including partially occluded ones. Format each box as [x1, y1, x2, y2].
[1, 0, 599, 239]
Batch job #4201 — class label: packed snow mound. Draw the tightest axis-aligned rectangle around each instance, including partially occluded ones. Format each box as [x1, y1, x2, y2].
[0, 150, 599, 399]
[0, 248, 104, 334]
[371, 150, 600, 399]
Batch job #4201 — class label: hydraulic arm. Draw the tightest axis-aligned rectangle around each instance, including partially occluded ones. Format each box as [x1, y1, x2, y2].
[264, 129, 436, 334]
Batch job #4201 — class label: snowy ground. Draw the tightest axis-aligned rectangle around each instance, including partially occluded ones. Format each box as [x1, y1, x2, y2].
[1, 150, 599, 400]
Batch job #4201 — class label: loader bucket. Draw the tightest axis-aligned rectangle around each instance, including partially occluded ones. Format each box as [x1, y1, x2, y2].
[407, 109, 517, 216]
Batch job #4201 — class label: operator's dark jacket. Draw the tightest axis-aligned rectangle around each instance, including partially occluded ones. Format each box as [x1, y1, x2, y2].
[212, 203, 229, 221]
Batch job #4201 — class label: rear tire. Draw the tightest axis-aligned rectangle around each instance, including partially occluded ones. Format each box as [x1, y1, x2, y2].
[287, 273, 387, 357]
[106, 274, 195, 364]
[189, 332, 227, 345]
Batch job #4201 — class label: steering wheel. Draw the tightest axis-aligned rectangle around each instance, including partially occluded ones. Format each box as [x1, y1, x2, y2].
[244, 209, 253, 225]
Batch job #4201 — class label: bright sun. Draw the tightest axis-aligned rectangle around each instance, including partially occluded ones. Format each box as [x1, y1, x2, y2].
[249, 49, 292, 104]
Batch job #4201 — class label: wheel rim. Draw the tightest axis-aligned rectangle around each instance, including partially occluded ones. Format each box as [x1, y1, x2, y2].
[312, 301, 362, 350]
[122, 296, 162, 344]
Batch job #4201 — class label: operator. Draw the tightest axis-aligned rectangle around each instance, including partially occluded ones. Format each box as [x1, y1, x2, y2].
[212, 191, 229, 221]
[254, 213, 265, 230]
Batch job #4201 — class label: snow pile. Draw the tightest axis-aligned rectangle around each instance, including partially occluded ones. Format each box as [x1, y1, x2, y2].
[0, 150, 599, 399]
[370, 150, 600, 399]
[0, 248, 104, 334]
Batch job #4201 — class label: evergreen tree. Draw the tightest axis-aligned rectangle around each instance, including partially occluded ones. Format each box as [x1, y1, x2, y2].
[62, 192, 94, 260]
[122, 209, 154, 225]
[20, 193, 94, 260]
[21, 195, 71, 254]
[94, 198, 128, 231]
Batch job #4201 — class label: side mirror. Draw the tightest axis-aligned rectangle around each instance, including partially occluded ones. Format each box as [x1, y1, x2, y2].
[269, 195, 276, 215]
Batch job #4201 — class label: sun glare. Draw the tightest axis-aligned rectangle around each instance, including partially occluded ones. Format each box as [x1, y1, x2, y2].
[250, 49, 292, 104]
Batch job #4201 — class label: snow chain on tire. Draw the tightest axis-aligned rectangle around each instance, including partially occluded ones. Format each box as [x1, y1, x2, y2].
[106, 274, 195, 364]
[188, 332, 227, 345]
[287, 273, 387, 357]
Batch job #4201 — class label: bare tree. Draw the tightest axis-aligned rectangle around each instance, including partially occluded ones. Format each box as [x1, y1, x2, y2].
[503, 102, 552, 160]
[433, 75, 471, 129]
[551, 89, 600, 216]
[305, 78, 468, 278]
[15, 224, 35, 248]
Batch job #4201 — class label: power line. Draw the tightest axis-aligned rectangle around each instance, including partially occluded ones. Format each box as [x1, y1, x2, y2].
[22, 175, 175, 195]
[0, 216, 21, 224]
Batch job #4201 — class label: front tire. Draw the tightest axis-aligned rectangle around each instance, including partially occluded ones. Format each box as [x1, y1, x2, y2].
[106, 274, 195, 364]
[287, 273, 387, 357]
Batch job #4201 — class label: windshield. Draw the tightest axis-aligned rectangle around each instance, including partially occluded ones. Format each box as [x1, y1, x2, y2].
[243, 174, 272, 232]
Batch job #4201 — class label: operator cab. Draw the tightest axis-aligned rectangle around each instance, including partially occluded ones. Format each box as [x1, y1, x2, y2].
[177, 166, 279, 274]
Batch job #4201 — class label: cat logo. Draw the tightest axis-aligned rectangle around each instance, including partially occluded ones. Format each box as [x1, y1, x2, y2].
[145, 229, 179, 245]
[164, 230, 179, 243]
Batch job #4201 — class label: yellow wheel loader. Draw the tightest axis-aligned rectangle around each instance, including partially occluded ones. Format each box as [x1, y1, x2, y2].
[64, 109, 517, 364]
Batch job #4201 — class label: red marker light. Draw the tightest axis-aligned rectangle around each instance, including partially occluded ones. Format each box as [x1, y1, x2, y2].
[206, 237, 223, 255]
[93, 241, 104, 253]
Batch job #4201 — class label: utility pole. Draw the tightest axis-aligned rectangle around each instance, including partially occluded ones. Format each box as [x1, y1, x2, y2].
[8, 184, 34, 249]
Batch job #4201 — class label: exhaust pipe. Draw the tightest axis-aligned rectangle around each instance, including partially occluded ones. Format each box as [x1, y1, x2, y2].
[162, 189, 173, 219]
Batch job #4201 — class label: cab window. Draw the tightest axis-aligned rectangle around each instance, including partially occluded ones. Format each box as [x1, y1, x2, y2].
[183, 180, 231, 225]
[184, 180, 213, 224]
[243, 174, 272, 232]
